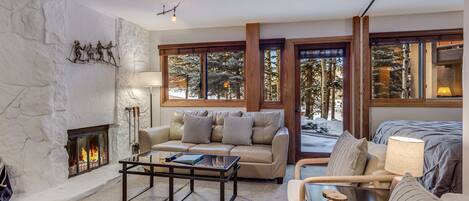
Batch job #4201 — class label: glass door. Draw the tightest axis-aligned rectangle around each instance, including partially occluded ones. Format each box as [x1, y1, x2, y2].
[296, 43, 350, 157]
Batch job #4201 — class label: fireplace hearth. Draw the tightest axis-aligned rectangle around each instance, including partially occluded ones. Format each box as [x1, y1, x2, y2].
[66, 125, 109, 177]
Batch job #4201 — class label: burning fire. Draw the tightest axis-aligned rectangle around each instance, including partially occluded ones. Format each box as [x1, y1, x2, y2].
[80, 145, 99, 162]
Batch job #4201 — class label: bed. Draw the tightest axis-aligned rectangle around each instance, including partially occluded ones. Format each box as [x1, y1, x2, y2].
[372, 120, 462, 197]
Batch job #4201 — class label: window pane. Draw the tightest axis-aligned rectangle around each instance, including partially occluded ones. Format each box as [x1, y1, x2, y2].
[263, 48, 281, 101]
[425, 40, 463, 99]
[371, 43, 421, 99]
[207, 51, 244, 100]
[168, 54, 202, 99]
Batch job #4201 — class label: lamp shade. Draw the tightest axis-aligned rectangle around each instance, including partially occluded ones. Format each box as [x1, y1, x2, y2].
[384, 136, 424, 177]
[437, 87, 452, 97]
[137, 72, 162, 87]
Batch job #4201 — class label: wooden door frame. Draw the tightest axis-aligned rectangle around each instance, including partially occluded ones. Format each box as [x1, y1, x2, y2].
[284, 36, 353, 162]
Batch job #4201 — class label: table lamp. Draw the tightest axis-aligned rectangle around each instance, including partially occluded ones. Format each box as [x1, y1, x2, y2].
[385, 136, 425, 177]
[137, 71, 162, 127]
[437, 87, 452, 97]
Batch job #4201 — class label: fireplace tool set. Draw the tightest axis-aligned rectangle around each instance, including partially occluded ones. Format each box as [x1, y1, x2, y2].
[125, 106, 140, 155]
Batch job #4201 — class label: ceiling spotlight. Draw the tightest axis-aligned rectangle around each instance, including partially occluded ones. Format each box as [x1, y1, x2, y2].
[171, 11, 177, 22]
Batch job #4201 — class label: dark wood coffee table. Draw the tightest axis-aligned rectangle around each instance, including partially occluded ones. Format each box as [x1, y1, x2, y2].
[305, 183, 390, 201]
[119, 151, 240, 201]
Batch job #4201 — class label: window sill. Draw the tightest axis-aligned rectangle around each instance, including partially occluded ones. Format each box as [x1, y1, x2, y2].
[161, 99, 246, 107]
[371, 99, 462, 108]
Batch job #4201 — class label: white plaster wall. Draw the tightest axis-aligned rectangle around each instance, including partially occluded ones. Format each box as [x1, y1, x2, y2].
[463, 0, 469, 195]
[65, 1, 116, 130]
[114, 19, 151, 161]
[0, 0, 69, 195]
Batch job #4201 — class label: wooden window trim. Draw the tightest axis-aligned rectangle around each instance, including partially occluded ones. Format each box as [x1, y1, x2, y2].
[369, 28, 463, 108]
[260, 39, 285, 109]
[160, 41, 248, 107]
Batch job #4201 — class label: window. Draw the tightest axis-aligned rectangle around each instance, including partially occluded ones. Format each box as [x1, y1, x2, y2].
[168, 54, 202, 99]
[207, 51, 245, 100]
[262, 48, 281, 102]
[260, 38, 285, 107]
[370, 30, 463, 106]
[160, 41, 246, 106]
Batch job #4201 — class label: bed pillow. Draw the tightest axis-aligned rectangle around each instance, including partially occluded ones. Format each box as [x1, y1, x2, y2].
[222, 117, 253, 145]
[181, 115, 213, 144]
[326, 131, 368, 176]
[389, 173, 441, 201]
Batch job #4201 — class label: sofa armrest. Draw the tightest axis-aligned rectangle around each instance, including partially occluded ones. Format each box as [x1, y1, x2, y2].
[272, 127, 289, 178]
[139, 125, 170, 152]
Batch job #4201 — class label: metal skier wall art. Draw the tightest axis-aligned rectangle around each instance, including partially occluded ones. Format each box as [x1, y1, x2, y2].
[67, 40, 119, 67]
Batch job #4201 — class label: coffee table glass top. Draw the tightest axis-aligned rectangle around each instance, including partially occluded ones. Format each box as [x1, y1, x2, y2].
[305, 183, 390, 201]
[119, 151, 240, 171]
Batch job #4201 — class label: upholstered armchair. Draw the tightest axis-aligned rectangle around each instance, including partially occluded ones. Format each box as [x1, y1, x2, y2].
[288, 131, 397, 201]
[288, 158, 396, 201]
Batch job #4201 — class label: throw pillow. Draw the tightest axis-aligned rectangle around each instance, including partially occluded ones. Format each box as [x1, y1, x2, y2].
[181, 115, 213, 144]
[326, 131, 368, 176]
[169, 110, 208, 140]
[222, 117, 253, 145]
[389, 173, 440, 201]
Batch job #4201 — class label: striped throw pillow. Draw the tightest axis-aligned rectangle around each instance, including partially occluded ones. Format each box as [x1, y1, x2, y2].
[389, 173, 440, 201]
[326, 131, 368, 176]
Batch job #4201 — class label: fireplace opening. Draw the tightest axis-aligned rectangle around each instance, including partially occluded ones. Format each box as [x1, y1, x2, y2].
[67, 125, 109, 177]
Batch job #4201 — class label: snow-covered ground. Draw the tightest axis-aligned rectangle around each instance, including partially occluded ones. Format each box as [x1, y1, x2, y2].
[300, 115, 342, 153]
[301, 116, 343, 137]
[301, 135, 337, 153]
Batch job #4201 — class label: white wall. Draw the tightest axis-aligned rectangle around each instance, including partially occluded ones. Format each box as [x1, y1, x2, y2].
[370, 11, 463, 33]
[65, 2, 116, 129]
[369, 11, 464, 134]
[261, 19, 352, 39]
[463, 0, 469, 195]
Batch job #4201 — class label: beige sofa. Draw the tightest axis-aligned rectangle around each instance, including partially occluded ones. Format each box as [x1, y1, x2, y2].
[139, 110, 289, 183]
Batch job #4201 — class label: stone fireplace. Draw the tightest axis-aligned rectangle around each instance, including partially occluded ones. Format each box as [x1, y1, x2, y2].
[66, 125, 109, 177]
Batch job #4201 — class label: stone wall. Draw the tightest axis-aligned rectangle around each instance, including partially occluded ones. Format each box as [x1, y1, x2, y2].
[113, 19, 151, 161]
[0, 0, 68, 195]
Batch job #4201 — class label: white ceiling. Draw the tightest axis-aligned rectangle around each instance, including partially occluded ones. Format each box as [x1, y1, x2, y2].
[76, 0, 463, 31]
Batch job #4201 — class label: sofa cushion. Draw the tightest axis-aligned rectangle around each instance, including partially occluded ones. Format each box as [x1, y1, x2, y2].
[222, 117, 253, 145]
[243, 112, 281, 144]
[188, 143, 234, 156]
[182, 115, 213, 144]
[326, 131, 368, 176]
[230, 145, 272, 163]
[151, 140, 196, 152]
[389, 173, 440, 201]
[169, 110, 208, 140]
[208, 111, 243, 142]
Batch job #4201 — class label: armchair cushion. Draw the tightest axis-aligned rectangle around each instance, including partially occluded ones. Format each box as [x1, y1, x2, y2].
[389, 174, 440, 201]
[326, 131, 368, 177]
